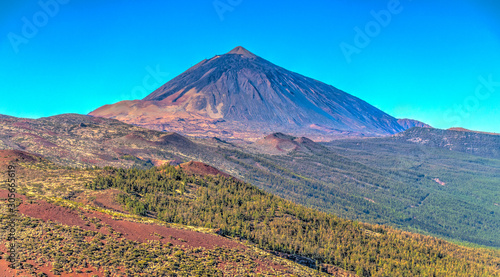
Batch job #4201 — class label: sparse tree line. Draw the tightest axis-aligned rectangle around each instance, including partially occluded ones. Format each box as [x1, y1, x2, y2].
[85, 165, 500, 277]
[1, 207, 312, 276]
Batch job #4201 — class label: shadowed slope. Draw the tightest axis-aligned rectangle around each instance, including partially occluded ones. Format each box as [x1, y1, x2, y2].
[90, 47, 411, 141]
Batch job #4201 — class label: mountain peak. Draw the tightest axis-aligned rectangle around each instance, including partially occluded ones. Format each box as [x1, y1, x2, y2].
[227, 46, 256, 58]
[91, 47, 408, 140]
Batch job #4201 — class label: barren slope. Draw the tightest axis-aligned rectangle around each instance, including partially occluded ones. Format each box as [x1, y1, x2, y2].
[90, 46, 413, 141]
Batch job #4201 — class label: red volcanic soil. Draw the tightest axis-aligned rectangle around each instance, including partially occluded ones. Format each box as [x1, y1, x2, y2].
[0, 243, 22, 277]
[255, 132, 318, 153]
[17, 133, 58, 148]
[0, 150, 41, 166]
[0, 248, 103, 277]
[0, 189, 245, 275]
[12, 191, 242, 250]
[0, 191, 105, 276]
[95, 213, 243, 249]
[113, 133, 156, 146]
[136, 156, 177, 167]
[12, 120, 35, 131]
[177, 161, 233, 179]
[36, 264, 103, 277]
[0, 190, 28, 200]
[256, 133, 299, 152]
[2, 184, 243, 250]
[0, 189, 321, 275]
[88, 189, 128, 213]
[19, 200, 88, 227]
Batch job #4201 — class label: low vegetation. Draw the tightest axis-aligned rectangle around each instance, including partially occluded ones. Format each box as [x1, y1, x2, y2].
[86, 165, 500, 277]
[2, 115, 499, 249]
[0, 215, 321, 276]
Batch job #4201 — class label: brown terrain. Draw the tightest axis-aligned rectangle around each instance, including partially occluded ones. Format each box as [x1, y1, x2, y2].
[0, 150, 42, 166]
[1, 190, 309, 276]
[0, 113, 226, 169]
[177, 160, 234, 179]
[0, 150, 340, 276]
[254, 132, 324, 154]
[16, 195, 243, 249]
[90, 47, 425, 141]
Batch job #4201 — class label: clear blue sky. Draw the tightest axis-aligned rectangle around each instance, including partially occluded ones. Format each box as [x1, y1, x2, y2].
[1, 0, 499, 132]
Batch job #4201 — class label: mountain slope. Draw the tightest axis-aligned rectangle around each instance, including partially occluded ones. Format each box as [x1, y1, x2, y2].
[254, 132, 324, 154]
[397, 118, 432, 129]
[0, 156, 333, 277]
[393, 127, 500, 159]
[90, 46, 410, 140]
[0, 113, 222, 169]
[3, 155, 498, 276]
[84, 165, 500, 276]
[1, 114, 499, 247]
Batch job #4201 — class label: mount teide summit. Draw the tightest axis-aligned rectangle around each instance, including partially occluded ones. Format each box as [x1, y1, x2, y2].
[90, 46, 420, 141]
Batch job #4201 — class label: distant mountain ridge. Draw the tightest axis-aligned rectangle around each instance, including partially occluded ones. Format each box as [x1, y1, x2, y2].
[90, 46, 425, 141]
[394, 127, 500, 159]
[397, 118, 431, 129]
[2, 113, 500, 248]
[448, 127, 500, 136]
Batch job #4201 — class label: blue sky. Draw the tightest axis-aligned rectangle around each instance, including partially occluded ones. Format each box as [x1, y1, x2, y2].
[1, 0, 499, 132]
